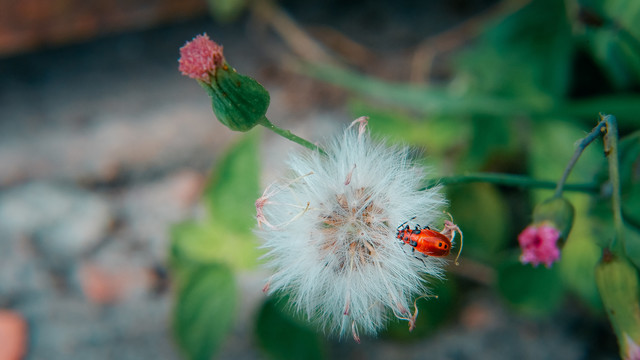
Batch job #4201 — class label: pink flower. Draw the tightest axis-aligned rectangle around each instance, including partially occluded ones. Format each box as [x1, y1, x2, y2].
[626, 334, 640, 360]
[518, 223, 561, 268]
[178, 33, 224, 83]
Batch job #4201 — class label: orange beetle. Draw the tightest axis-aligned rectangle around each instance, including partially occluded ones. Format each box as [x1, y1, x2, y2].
[396, 213, 463, 265]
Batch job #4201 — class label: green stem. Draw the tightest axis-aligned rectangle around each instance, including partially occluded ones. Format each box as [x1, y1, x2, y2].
[602, 114, 625, 254]
[424, 173, 600, 193]
[258, 117, 327, 155]
[553, 121, 608, 198]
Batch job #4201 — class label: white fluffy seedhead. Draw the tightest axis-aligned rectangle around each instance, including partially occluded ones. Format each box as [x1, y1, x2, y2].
[257, 118, 447, 339]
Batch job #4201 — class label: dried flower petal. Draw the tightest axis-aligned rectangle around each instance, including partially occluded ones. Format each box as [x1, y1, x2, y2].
[178, 33, 224, 83]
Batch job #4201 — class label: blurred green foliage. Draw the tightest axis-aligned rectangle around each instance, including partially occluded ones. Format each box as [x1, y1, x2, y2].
[303, 0, 640, 354]
[383, 278, 459, 340]
[170, 132, 262, 359]
[255, 297, 327, 360]
[172, 261, 236, 360]
[171, 0, 640, 358]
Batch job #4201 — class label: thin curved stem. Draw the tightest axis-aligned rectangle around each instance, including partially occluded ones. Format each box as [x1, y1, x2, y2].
[258, 117, 326, 155]
[553, 121, 607, 197]
[424, 172, 600, 194]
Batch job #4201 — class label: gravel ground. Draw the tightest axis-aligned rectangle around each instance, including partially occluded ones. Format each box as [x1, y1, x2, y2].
[0, 4, 620, 359]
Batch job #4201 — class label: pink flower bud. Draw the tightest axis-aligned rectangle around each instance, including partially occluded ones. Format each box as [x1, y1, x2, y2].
[178, 33, 224, 83]
[518, 223, 561, 268]
[626, 334, 640, 360]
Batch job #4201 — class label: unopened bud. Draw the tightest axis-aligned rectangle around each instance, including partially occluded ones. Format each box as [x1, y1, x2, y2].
[596, 250, 640, 360]
[532, 197, 575, 241]
[179, 34, 270, 132]
[518, 197, 575, 268]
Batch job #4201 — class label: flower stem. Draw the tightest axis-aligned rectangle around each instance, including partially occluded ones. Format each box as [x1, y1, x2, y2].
[553, 120, 608, 198]
[258, 116, 326, 155]
[601, 114, 626, 254]
[424, 173, 599, 193]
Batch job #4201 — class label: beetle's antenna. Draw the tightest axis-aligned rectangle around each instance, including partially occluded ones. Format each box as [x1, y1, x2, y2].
[396, 216, 417, 231]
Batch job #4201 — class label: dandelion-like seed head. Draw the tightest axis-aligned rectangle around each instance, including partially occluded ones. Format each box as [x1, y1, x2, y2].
[178, 33, 224, 83]
[257, 118, 448, 339]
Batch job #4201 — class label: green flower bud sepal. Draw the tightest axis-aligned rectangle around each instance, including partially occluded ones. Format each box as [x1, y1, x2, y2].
[200, 62, 270, 132]
[532, 197, 575, 242]
[596, 250, 640, 360]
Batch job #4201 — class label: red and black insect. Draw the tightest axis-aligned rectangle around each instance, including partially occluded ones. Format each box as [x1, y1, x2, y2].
[396, 213, 463, 265]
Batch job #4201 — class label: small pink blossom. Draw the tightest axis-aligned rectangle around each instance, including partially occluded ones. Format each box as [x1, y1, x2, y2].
[626, 334, 640, 360]
[178, 33, 224, 83]
[518, 223, 561, 268]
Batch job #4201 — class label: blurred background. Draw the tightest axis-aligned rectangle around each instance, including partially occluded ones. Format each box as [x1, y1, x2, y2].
[1, 0, 639, 359]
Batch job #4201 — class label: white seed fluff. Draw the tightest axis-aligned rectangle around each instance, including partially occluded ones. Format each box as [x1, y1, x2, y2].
[257, 119, 447, 339]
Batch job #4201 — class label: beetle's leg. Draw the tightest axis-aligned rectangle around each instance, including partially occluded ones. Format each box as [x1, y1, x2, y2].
[414, 255, 427, 267]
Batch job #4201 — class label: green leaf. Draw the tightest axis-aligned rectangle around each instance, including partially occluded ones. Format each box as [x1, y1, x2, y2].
[255, 297, 326, 360]
[170, 219, 262, 270]
[497, 256, 565, 315]
[204, 131, 261, 234]
[172, 262, 236, 360]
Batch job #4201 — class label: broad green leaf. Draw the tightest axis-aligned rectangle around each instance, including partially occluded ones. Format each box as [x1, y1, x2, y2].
[172, 262, 236, 360]
[170, 219, 262, 270]
[255, 297, 326, 360]
[497, 256, 565, 315]
[204, 131, 260, 234]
